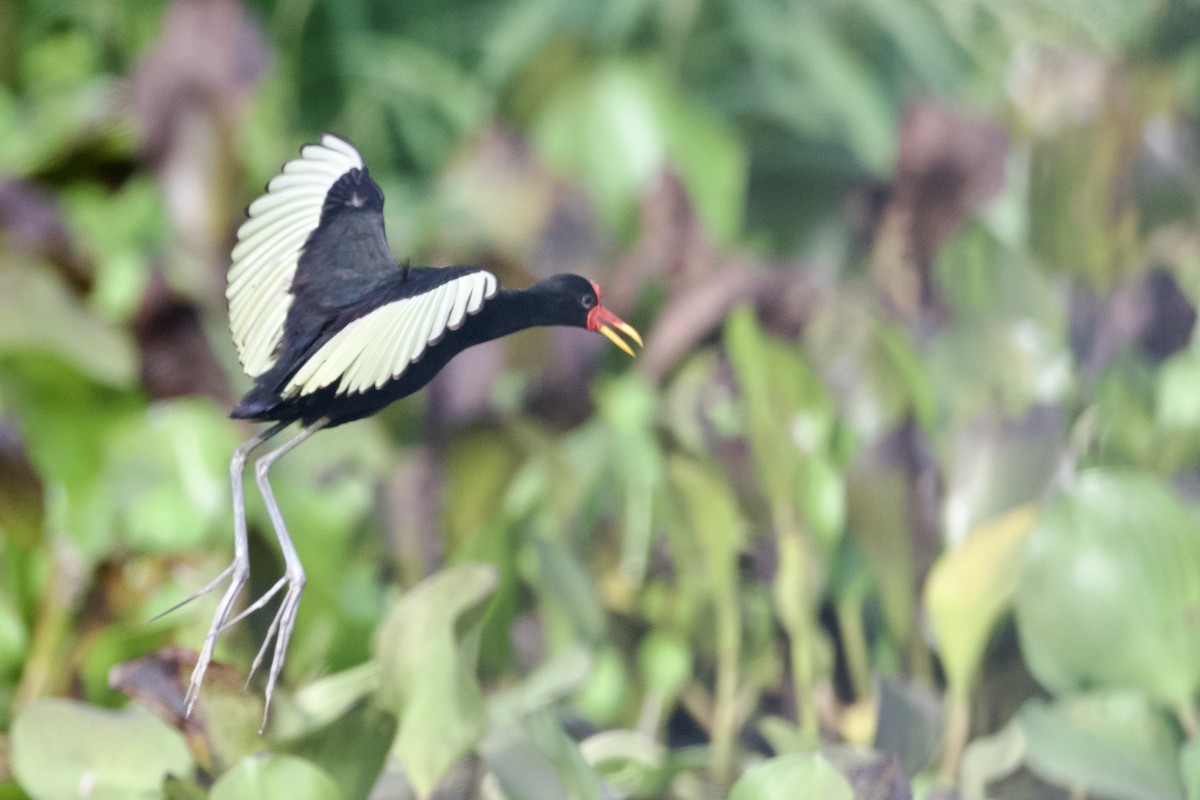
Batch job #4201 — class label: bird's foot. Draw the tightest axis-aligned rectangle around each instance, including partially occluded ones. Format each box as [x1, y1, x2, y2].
[147, 562, 235, 624]
[217, 569, 306, 731]
[181, 557, 250, 716]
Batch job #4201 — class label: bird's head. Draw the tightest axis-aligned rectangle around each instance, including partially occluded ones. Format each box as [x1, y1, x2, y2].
[532, 274, 643, 357]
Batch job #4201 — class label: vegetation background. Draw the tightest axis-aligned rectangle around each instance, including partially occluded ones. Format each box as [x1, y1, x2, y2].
[2, 0, 1200, 797]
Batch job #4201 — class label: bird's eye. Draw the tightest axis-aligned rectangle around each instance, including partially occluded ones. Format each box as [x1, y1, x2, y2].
[581, 295, 597, 310]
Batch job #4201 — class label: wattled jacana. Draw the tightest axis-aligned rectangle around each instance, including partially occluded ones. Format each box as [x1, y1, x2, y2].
[171, 134, 642, 725]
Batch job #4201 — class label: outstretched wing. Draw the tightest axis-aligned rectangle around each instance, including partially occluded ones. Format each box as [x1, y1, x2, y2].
[228, 134, 395, 378]
[283, 269, 499, 398]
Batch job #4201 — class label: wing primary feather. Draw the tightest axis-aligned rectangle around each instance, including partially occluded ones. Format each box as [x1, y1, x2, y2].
[319, 135, 364, 163]
[245, 185, 325, 217]
[427, 283, 456, 346]
[447, 278, 473, 331]
[366, 301, 413, 392]
[390, 295, 430, 381]
[466, 273, 486, 314]
[406, 289, 444, 366]
[367, 304, 408, 391]
[231, 210, 317, 262]
[265, 173, 331, 192]
[236, 200, 320, 242]
[228, 222, 314, 293]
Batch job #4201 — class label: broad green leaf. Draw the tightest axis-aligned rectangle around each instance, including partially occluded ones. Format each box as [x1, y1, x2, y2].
[1018, 693, 1184, 800]
[573, 646, 629, 726]
[1182, 738, 1200, 800]
[1015, 470, 1200, 706]
[211, 754, 344, 800]
[479, 712, 604, 800]
[580, 729, 669, 798]
[595, 375, 664, 585]
[12, 699, 193, 800]
[1027, 108, 1139, 289]
[960, 722, 1026, 800]
[725, 306, 838, 547]
[272, 661, 382, 740]
[533, 59, 745, 241]
[637, 630, 692, 699]
[730, 753, 854, 800]
[284, 702, 397, 800]
[846, 465, 915, 647]
[102, 399, 240, 554]
[1157, 349, 1200, 430]
[373, 563, 497, 796]
[0, 260, 136, 387]
[925, 504, 1037, 697]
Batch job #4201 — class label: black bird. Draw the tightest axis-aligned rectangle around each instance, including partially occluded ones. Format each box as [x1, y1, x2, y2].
[173, 134, 642, 724]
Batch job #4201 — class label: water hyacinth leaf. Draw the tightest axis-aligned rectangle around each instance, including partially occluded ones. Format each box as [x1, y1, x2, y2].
[573, 646, 629, 726]
[580, 729, 670, 798]
[102, 399, 240, 554]
[724, 306, 835, 534]
[1014, 470, 1200, 706]
[533, 59, 745, 241]
[668, 457, 742, 607]
[638, 629, 692, 700]
[210, 753, 344, 800]
[595, 375, 664, 585]
[530, 533, 608, 643]
[1157, 349, 1200, 430]
[1018, 693, 1184, 800]
[960, 722, 1026, 800]
[925, 504, 1037, 697]
[730, 753, 854, 800]
[373, 563, 497, 796]
[846, 464, 915, 647]
[1182, 739, 1200, 800]
[284, 702, 396, 800]
[480, 712, 605, 800]
[0, 259, 136, 388]
[12, 699, 193, 800]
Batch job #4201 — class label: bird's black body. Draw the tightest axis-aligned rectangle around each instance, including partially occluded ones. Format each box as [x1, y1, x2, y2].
[232, 270, 597, 427]
[180, 134, 640, 727]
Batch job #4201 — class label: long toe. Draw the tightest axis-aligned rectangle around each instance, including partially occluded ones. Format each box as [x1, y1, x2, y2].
[258, 579, 305, 731]
[183, 562, 249, 716]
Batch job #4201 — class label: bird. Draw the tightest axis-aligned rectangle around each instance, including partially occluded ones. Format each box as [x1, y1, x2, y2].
[167, 133, 643, 727]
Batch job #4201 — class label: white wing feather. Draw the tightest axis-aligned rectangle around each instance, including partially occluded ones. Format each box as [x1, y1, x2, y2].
[227, 134, 364, 378]
[283, 271, 499, 398]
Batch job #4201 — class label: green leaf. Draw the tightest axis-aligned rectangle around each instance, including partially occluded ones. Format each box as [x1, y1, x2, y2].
[211, 754, 344, 800]
[1182, 738, 1200, 800]
[925, 504, 1037, 697]
[1015, 470, 1200, 706]
[479, 711, 604, 800]
[579, 729, 670, 798]
[533, 59, 745, 240]
[284, 702, 397, 800]
[12, 699, 193, 800]
[373, 563, 497, 796]
[0, 260, 136, 387]
[960, 722, 1026, 800]
[1157, 349, 1200, 430]
[102, 399, 241, 554]
[637, 630, 692, 700]
[1018, 693, 1185, 800]
[730, 753, 854, 800]
[724, 306, 837, 545]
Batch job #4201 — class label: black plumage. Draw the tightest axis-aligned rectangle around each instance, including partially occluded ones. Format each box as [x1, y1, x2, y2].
[169, 134, 642, 727]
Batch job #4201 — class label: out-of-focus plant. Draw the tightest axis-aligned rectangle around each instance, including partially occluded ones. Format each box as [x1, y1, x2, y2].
[5, 0, 1200, 798]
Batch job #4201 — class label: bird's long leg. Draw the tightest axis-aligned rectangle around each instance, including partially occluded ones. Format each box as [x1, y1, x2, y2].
[179, 421, 289, 716]
[244, 419, 327, 730]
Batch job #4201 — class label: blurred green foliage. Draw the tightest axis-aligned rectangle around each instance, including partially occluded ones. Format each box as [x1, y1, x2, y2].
[3, 0, 1200, 798]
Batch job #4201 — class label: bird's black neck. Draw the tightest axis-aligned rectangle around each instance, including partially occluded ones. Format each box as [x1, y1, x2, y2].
[461, 288, 571, 344]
